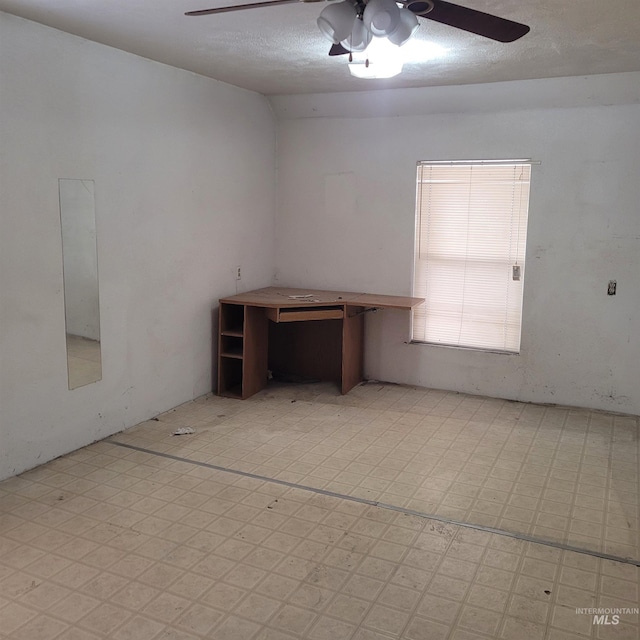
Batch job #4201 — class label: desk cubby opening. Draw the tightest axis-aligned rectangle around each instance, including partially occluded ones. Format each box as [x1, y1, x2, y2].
[220, 303, 244, 335]
[220, 335, 243, 359]
[218, 356, 243, 398]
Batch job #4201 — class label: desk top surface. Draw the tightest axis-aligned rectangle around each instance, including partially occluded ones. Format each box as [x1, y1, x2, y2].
[220, 287, 424, 310]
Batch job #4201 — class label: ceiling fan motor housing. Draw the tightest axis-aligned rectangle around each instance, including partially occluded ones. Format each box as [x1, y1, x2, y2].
[405, 0, 435, 16]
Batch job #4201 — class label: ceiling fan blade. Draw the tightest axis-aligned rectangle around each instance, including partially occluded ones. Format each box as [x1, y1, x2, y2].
[414, 0, 530, 43]
[186, 0, 299, 17]
[329, 43, 350, 56]
[186, 0, 529, 44]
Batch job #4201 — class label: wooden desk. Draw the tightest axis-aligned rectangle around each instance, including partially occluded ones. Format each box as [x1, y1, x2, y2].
[217, 287, 424, 399]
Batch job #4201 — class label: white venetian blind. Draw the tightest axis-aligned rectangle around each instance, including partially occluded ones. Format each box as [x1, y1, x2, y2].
[412, 161, 532, 353]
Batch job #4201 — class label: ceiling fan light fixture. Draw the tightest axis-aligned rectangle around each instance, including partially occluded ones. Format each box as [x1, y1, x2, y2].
[362, 0, 401, 37]
[387, 7, 419, 46]
[349, 36, 404, 79]
[340, 17, 373, 52]
[348, 58, 403, 79]
[317, 1, 358, 43]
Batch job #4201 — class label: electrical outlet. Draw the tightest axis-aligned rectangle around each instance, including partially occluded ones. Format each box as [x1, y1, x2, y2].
[607, 280, 616, 295]
[235, 266, 241, 281]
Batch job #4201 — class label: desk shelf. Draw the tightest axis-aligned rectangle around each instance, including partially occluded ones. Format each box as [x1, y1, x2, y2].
[217, 302, 268, 399]
[220, 335, 243, 359]
[220, 351, 243, 360]
[223, 385, 243, 399]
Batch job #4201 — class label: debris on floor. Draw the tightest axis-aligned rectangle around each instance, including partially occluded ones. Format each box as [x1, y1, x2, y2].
[171, 427, 195, 436]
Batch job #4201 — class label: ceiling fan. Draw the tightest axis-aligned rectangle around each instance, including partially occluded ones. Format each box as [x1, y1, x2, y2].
[185, 0, 530, 58]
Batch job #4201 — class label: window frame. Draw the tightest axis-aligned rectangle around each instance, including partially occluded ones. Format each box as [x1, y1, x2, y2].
[411, 159, 533, 354]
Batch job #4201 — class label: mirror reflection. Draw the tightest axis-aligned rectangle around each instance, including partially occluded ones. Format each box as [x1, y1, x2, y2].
[59, 179, 102, 389]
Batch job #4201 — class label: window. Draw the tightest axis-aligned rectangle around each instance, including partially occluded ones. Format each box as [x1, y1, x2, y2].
[412, 160, 532, 353]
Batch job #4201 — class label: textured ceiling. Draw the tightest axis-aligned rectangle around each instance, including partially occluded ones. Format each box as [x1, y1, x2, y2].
[1, 0, 640, 95]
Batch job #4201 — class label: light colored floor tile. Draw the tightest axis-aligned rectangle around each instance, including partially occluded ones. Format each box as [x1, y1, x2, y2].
[1, 382, 639, 640]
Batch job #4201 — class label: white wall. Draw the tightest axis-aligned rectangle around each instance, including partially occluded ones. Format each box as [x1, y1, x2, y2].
[2, 15, 637, 483]
[272, 74, 640, 415]
[0, 13, 276, 480]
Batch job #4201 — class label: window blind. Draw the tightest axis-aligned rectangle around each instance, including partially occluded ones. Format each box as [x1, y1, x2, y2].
[412, 161, 532, 353]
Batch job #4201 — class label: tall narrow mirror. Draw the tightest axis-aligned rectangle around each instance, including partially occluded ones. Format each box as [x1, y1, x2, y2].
[59, 179, 102, 389]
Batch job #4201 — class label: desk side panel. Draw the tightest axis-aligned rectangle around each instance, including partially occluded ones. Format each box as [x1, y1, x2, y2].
[217, 305, 223, 396]
[243, 305, 269, 398]
[342, 307, 364, 394]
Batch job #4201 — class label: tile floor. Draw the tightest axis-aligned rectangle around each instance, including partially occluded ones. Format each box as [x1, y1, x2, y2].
[1, 382, 638, 639]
